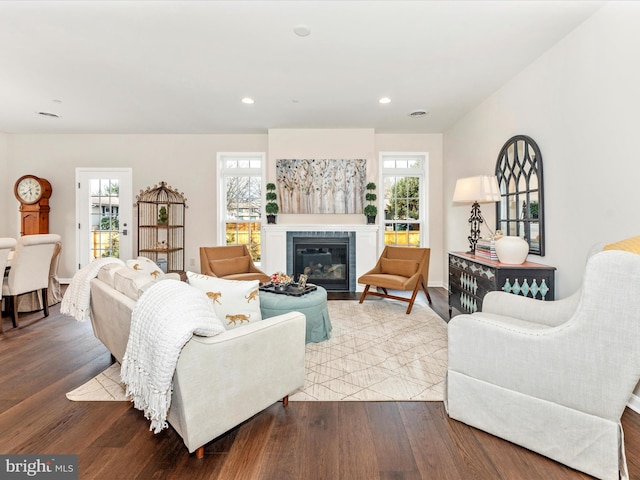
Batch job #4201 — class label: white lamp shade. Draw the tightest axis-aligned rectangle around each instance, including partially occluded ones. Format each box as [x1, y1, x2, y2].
[453, 175, 501, 204]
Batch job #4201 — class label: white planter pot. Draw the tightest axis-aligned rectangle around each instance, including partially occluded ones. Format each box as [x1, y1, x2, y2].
[494, 236, 529, 264]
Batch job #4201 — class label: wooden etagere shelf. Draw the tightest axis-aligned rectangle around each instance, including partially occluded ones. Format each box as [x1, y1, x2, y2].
[136, 181, 187, 274]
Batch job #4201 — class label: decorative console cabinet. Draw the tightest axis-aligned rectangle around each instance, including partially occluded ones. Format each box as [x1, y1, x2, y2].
[448, 251, 556, 317]
[136, 182, 187, 274]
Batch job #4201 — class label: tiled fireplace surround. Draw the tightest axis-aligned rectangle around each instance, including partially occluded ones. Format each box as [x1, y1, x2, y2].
[261, 225, 379, 292]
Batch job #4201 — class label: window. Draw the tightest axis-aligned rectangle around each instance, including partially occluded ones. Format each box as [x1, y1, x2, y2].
[218, 153, 265, 262]
[91, 179, 120, 258]
[381, 153, 428, 247]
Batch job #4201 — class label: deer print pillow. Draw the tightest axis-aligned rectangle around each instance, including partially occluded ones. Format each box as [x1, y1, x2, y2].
[186, 272, 262, 330]
[126, 256, 166, 280]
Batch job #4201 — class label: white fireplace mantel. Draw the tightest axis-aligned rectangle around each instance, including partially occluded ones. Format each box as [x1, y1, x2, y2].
[261, 224, 379, 292]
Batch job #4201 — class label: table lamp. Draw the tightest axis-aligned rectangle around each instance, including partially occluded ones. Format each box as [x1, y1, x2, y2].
[453, 175, 501, 253]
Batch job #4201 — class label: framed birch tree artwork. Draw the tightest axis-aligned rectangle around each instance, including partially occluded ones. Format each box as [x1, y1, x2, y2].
[276, 159, 367, 214]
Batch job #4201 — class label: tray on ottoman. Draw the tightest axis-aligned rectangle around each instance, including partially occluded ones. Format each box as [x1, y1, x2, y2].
[259, 283, 318, 297]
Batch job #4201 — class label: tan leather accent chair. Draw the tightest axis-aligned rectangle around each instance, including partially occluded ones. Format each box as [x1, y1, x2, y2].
[358, 246, 432, 314]
[199, 244, 270, 284]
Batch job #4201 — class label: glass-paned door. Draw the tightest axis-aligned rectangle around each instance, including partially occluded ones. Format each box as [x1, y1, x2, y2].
[76, 168, 132, 269]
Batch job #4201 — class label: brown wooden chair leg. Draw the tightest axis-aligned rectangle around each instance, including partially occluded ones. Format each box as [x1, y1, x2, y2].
[359, 285, 370, 304]
[195, 446, 204, 459]
[405, 283, 422, 314]
[283, 395, 289, 407]
[421, 278, 432, 304]
[11, 295, 19, 328]
[42, 288, 49, 317]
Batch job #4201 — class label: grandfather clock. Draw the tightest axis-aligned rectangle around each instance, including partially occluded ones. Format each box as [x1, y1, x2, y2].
[14, 175, 52, 236]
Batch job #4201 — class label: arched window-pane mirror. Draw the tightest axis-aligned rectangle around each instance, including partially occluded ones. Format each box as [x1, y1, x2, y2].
[495, 135, 545, 256]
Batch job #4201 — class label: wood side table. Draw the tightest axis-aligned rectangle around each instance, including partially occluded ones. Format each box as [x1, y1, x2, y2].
[448, 251, 556, 317]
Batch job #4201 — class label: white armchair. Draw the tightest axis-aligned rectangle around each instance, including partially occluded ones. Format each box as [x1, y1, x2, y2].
[0, 237, 18, 333]
[2, 234, 61, 330]
[445, 250, 640, 480]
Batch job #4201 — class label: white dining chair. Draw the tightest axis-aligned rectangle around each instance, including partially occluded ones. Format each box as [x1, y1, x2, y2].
[16, 240, 63, 312]
[0, 237, 18, 333]
[2, 234, 61, 331]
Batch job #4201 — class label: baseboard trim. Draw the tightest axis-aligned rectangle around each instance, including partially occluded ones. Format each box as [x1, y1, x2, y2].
[628, 394, 640, 413]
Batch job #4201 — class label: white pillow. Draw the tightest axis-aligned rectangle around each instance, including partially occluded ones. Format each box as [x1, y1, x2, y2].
[96, 263, 127, 288]
[186, 272, 262, 330]
[126, 256, 165, 281]
[113, 267, 155, 300]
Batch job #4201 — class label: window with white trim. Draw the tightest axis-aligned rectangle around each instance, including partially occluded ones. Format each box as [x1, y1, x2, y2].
[381, 153, 428, 247]
[218, 153, 265, 262]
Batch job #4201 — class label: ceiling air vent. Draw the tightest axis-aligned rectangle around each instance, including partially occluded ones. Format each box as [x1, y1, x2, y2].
[409, 110, 428, 117]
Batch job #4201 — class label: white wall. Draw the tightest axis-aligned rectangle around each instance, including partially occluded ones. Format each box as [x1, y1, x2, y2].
[5, 134, 268, 279]
[267, 128, 376, 226]
[444, 2, 640, 297]
[4, 131, 444, 282]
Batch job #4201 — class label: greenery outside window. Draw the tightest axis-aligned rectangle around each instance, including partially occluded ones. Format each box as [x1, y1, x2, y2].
[381, 153, 428, 247]
[218, 153, 265, 262]
[91, 179, 120, 258]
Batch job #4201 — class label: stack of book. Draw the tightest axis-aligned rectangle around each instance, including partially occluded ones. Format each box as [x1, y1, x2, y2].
[475, 238, 498, 261]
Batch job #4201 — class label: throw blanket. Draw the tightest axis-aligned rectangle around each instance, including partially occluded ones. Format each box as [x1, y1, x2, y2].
[120, 280, 225, 433]
[61, 257, 124, 321]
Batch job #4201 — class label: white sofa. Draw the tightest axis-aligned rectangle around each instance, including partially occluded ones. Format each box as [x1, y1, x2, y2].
[87, 263, 306, 458]
[446, 250, 640, 480]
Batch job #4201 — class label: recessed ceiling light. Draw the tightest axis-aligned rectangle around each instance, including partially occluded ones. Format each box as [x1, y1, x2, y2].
[409, 110, 428, 117]
[378, 97, 391, 104]
[293, 24, 311, 37]
[37, 111, 60, 118]
[241, 97, 255, 104]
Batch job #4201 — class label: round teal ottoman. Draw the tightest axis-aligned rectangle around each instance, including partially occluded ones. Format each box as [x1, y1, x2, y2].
[260, 287, 332, 343]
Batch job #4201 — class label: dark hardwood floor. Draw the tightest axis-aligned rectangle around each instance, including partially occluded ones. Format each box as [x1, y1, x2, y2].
[1, 288, 638, 479]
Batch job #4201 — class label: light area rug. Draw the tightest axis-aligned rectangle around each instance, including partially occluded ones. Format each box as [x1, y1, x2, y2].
[290, 298, 447, 401]
[66, 363, 128, 401]
[66, 298, 448, 402]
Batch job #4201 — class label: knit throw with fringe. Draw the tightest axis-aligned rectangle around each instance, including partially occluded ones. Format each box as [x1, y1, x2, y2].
[120, 279, 225, 433]
[61, 257, 124, 322]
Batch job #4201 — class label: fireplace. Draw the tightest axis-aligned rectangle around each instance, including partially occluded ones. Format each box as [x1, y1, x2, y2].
[286, 231, 356, 292]
[292, 236, 350, 291]
[263, 225, 377, 293]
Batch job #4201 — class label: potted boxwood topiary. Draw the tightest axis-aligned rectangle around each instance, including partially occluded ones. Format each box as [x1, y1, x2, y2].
[265, 182, 279, 224]
[364, 182, 377, 224]
[158, 206, 168, 225]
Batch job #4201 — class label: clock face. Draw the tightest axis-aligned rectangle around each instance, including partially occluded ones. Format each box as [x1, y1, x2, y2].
[17, 176, 42, 203]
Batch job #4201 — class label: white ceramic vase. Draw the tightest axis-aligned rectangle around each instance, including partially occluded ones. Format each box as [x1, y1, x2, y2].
[494, 236, 529, 264]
